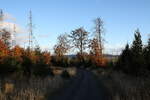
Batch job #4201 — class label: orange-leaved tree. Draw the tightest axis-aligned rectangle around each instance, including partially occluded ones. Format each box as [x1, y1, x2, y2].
[11, 45, 24, 62]
[89, 38, 107, 67]
[0, 40, 10, 62]
[42, 51, 51, 65]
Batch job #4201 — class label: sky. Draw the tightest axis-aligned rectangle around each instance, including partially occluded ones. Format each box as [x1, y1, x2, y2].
[0, 0, 150, 54]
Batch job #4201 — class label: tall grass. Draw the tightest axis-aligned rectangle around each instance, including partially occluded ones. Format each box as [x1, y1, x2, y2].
[0, 76, 65, 100]
[93, 69, 150, 100]
[0, 67, 77, 100]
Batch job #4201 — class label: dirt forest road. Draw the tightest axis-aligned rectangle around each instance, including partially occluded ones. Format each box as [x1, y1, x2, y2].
[49, 69, 110, 100]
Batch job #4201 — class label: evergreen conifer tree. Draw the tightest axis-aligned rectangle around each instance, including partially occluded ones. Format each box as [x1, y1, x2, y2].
[117, 44, 132, 73]
[143, 37, 150, 71]
[131, 29, 144, 76]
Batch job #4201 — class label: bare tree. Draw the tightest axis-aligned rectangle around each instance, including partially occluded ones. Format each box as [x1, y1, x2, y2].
[93, 18, 104, 56]
[54, 33, 70, 57]
[69, 27, 89, 55]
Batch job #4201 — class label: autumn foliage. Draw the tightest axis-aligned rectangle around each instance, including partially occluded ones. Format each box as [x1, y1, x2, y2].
[89, 38, 107, 67]
[0, 40, 9, 59]
[0, 17, 109, 77]
[90, 56, 107, 67]
[0, 39, 51, 76]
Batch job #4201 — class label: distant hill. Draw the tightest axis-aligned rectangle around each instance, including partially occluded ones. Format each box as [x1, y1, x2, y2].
[67, 54, 119, 59]
[104, 54, 119, 61]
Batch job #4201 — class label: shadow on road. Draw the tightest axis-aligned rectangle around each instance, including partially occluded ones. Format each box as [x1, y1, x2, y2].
[48, 69, 110, 100]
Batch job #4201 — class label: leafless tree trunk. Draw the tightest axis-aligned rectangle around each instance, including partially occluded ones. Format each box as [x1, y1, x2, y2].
[94, 18, 104, 57]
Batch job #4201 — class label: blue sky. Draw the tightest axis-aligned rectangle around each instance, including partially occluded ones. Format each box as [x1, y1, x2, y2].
[1, 0, 150, 54]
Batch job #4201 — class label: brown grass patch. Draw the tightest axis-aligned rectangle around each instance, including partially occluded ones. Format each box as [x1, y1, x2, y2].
[93, 69, 150, 100]
[0, 76, 66, 100]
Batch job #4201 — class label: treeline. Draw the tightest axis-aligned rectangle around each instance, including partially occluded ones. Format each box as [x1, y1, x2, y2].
[0, 42, 51, 77]
[0, 18, 106, 77]
[115, 29, 150, 77]
[1, 16, 150, 78]
[0, 29, 51, 76]
[52, 18, 106, 68]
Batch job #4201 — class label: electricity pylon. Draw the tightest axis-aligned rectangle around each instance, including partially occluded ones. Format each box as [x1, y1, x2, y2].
[28, 10, 33, 50]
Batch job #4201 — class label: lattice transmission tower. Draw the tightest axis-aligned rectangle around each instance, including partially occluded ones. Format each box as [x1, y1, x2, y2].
[28, 10, 39, 50]
[0, 9, 4, 22]
[28, 10, 33, 49]
[0, 9, 4, 39]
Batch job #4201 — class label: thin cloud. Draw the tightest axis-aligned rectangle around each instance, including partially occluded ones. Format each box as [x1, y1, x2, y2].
[0, 22, 26, 33]
[3, 13, 16, 21]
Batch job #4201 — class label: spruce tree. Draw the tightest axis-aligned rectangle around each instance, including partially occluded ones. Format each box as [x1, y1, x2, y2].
[131, 29, 144, 76]
[117, 44, 132, 73]
[143, 37, 150, 71]
[131, 29, 143, 56]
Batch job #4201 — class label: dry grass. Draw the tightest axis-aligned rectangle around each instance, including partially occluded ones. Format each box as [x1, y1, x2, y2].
[53, 69, 63, 75]
[0, 67, 77, 100]
[66, 67, 77, 77]
[93, 69, 150, 100]
[4, 83, 14, 94]
[0, 76, 65, 100]
[51, 67, 77, 77]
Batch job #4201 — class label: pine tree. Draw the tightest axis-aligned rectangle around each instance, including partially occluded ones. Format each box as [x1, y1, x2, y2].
[116, 29, 145, 76]
[143, 37, 150, 71]
[131, 29, 144, 76]
[117, 44, 132, 73]
[131, 29, 143, 56]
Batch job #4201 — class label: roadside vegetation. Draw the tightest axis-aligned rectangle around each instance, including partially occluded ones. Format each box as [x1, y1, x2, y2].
[1, 9, 150, 100]
[0, 76, 64, 100]
[0, 16, 106, 99]
[94, 29, 150, 100]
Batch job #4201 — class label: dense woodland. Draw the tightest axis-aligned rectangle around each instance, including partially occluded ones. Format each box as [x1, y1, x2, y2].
[116, 29, 150, 77]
